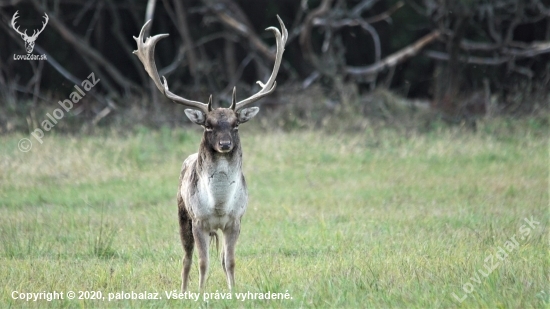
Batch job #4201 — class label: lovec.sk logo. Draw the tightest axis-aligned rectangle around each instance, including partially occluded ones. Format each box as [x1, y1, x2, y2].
[11, 10, 48, 60]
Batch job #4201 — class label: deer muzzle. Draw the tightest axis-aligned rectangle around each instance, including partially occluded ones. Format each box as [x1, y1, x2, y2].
[218, 140, 232, 152]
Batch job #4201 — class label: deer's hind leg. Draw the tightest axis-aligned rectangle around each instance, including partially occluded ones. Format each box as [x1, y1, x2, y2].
[178, 196, 194, 292]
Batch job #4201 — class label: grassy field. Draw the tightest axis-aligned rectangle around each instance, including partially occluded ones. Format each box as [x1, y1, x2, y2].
[0, 121, 548, 308]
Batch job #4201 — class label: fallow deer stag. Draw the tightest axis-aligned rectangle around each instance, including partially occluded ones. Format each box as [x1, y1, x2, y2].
[133, 16, 287, 292]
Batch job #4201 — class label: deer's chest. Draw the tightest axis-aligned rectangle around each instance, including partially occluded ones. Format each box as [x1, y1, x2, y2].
[208, 161, 238, 205]
[186, 158, 247, 230]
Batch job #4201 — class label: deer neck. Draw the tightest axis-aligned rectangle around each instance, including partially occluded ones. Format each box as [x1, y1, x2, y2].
[196, 144, 242, 209]
[196, 140, 243, 202]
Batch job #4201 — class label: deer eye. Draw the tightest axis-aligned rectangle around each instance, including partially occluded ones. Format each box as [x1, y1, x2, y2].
[233, 125, 239, 131]
[204, 125, 213, 132]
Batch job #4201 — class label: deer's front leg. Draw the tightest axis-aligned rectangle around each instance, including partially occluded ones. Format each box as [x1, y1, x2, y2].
[222, 222, 241, 291]
[192, 224, 210, 292]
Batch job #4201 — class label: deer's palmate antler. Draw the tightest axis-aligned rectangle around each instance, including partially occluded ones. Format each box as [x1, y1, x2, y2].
[133, 15, 287, 113]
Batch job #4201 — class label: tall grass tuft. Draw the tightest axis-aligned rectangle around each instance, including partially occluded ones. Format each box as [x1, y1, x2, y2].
[89, 204, 118, 259]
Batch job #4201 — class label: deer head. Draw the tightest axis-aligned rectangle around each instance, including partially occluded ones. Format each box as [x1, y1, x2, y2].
[133, 16, 287, 153]
[11, 11, 49, 54]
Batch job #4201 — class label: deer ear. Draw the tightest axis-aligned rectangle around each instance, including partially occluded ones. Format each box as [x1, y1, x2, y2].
[184, 109, 205, 125]
[237, 107, 259, 123]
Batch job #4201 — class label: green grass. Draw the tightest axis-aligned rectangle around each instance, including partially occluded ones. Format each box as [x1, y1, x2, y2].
[0, 123, 547, 308]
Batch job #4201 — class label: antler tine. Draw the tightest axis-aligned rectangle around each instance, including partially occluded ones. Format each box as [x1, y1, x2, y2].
[30, 13, 49, 38]
[133, 20, 210, 114]
[11, 11, 27, 37]
[234, 15, 287, 111]
[230, 87, 237, 110]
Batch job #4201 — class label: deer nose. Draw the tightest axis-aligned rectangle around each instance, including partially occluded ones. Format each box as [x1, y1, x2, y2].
[219, 140, 232, 150]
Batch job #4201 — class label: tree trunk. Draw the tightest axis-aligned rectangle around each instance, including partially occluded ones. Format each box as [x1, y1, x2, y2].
[434, 13, 469, 116]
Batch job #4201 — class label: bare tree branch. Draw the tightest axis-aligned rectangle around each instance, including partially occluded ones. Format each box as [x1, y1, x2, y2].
[346, 30, 441, 76]
[359, 21, 381, 63]
[351, 0, 380, 17]
[363, 1, 404, 24]
[299, 0, 334, 69]
[31, 0, 140, 94]
[424, 50, 510, 65]
[83, 0, 104, 43]
[158, 44, 187, 77]
[143, 0, 156, 37]
[425, 40, 550, 64]
[224, 38, 236, 83]
[210, 7, 275, 61]
[503, 41, 550, 57]
[106, 0, 147, 86]
[171, 0, 201, 81]
[312, 17, 382, 63]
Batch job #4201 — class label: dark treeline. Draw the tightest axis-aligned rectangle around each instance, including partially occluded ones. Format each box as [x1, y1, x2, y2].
[0, 0, 548, 130]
